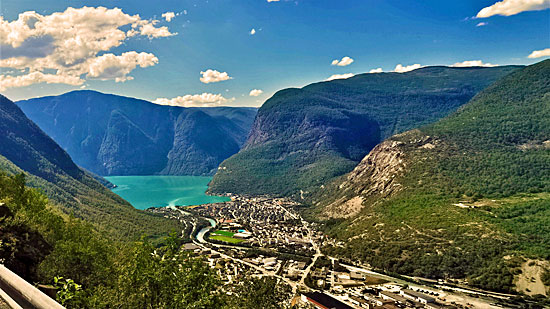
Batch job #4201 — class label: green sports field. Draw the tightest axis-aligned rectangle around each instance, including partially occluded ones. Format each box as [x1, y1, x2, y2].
[210, 235, 244, 244]
[213, 230, 235, 237]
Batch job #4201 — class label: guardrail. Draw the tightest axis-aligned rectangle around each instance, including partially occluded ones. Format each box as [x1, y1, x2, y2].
[0, 264, 64, 309]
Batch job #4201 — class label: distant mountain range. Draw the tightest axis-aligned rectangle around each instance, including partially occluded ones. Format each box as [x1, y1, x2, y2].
[16, 90, 257, 176]
[208, 65, 522, 196]
[0, 94, 179, 240]
[314, 60, 550, 294]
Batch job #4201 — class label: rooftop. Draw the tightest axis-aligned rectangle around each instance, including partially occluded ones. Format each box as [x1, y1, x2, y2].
[302, 292, 353, 309]
[402, 289, 436, 302]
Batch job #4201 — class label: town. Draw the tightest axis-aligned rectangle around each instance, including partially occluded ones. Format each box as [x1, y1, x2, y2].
[147, 195, 518, 309]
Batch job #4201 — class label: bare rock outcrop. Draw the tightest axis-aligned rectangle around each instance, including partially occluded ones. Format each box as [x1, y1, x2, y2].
[322, 139, 408, 218]
[321, 133, 439, 219]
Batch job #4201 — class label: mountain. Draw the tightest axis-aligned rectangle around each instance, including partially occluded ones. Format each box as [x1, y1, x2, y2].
[208, 65, 521, 196]
[16, 90, 257, 176]
[0, 94, 179, 240]
[313, 60, 550, 294]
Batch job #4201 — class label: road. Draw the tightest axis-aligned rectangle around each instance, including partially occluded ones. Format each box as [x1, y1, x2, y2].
[191, 239, 301, 291]
[338, 263, 510, 308]
[188, 204, 511, 309]
[297, 216, 322, 292]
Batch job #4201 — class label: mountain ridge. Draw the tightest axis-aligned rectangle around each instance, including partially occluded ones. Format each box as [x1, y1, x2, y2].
[209, 65, 523, 196]
[0, 94, 179, 240]
[16, 90, 257, 176]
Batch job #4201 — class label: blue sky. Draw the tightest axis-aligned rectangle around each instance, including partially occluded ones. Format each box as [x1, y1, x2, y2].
[1, 0, 549, 106]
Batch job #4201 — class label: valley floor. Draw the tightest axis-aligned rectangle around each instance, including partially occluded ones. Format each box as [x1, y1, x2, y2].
[148, 195, 532, 309]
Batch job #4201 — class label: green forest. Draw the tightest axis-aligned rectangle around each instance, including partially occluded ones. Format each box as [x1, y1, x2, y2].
[209, 66, 521, 197]
[0, 172, 291, 308]
[0, 93, 181, 242]
[314, 60, 550, 294]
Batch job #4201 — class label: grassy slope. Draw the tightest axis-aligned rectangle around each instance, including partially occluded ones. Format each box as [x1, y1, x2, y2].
[209, 66, 521, 197]
[0, 154, 179, 241]
[315, 60, 550, 293]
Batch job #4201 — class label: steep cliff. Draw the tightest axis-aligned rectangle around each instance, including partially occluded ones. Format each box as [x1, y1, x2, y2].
[321, 138, 409, 218]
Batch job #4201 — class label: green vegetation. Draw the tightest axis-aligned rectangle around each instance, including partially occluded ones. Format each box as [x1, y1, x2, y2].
[210, 235, 244, 244]
[226, 277, 292, 309]
[210, 65, 521, 196]
[213, 230, 236, 237]
[0, 172, 290, 308]
[0, 94, 179, 240]
[315, 60, 550, 293]
[0, 154, 179, 241]
[209, 230, 244, 243]
[53, 277, 83, 307]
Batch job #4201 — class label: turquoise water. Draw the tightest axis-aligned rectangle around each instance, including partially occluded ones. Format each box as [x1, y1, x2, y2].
[104, 176, 230, 210]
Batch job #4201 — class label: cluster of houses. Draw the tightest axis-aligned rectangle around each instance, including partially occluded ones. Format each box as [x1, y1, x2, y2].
[189, 196, 319, 256]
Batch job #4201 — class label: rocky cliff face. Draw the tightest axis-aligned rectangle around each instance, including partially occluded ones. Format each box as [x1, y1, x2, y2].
[16, 91, 257, 176]
[320, 133, 440, 218]
[97, 110, 168, 175]
[161, 109, 244, 175]
[321, 139, 407, 218]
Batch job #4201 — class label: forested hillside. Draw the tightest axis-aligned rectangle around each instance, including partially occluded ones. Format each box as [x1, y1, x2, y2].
[313, 60, 550, 294]
[16, 90, 257, 176]
[209, 65, 521, 196]
[0, 94, 179, 240]
[0, 173, 287, 308]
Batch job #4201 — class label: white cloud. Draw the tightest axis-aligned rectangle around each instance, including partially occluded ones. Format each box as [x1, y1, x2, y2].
[476, 22, 489, 27]
[0, 72, 83, 91]
[87, 52, 158, 82]
[153, 93, 231, 107]
[326, 73, 355, 81]
[528, 48, 550, 58]
[331, 56, 354, 67]
[267, 0, 280, 2]
[0, 6, 176, 90]
[393, 64, 422, 73]
[369, 68, 383, 73]
[162, 12, 176, 22]
[249, 89, 263, 96]
[451, 60, 497, 67]
[139, 21, 175, 38]
[476, 0, 550, 18]
[199, 69, 232, 84]
[250, 28, 256, 35]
